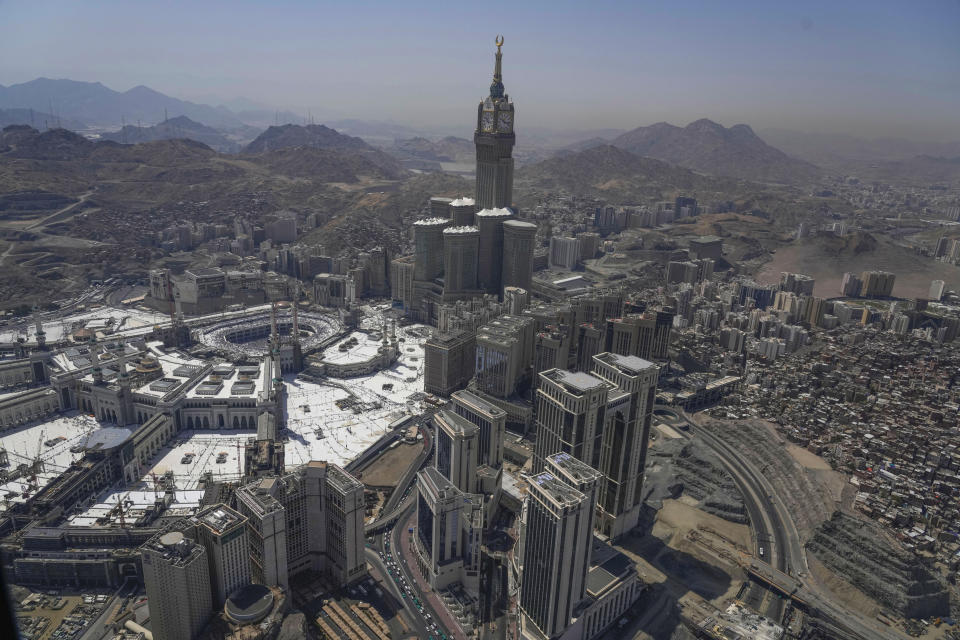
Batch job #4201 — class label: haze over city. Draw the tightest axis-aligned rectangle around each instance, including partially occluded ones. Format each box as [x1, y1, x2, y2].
[2, 3, 960, 640]
[1, 0, 958, 139]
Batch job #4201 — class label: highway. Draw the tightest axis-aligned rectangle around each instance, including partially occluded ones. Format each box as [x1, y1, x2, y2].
[674, 409, 907, 640]
[365, 545, 433, 638]
[666, 409, 785, 618]
[363, 416, 458, 639]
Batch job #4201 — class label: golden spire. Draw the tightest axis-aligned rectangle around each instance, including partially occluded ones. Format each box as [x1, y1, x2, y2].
[490, 35, 505, 98]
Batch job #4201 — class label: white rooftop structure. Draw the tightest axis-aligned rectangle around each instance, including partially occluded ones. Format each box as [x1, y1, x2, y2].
[475, 207, 512, 218]
[442, 225, 480, 234]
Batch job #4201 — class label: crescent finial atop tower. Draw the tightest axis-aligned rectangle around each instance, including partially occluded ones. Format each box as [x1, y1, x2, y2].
[490, 35, 505, 99]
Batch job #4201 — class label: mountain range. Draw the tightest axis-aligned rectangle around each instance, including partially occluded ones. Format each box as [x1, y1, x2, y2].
[0, 78, 244, 129]
[99, 115, 241, 152]
[759, 128, 960, 169]
[603, 119, 821, 184]
[516, 144, 739, 204]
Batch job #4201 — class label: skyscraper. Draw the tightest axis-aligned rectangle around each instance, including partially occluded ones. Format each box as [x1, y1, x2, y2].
[519, 471, 593, 639]
[534, 352, 659, 539]
[414, 218, 450, 282]
[451, 389, 506, 471]
[450, 197, 477, 226]
[861, 270, 896, 298]
[475, 36, 515, 210]
[502, 220, 537, 291]
[424, 329, 476, 396]
[235, 461, 367, 590]
[589, 352, 658, 538]
[442, 225, 481, 294]
[141, 530, 213, 640]
[534, 370, 610, 474]
[190, 504, 250, 607]
[415, 467, 484, 592]
[476, 207, 513, 295]
[434, 409, 480, 494]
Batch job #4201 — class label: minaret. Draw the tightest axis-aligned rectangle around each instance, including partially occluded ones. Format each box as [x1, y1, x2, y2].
[269, 301, 280, 356]
[290, 285, 303, 372]
[474, 35, 515, 210]
[33, 315, 47, 351]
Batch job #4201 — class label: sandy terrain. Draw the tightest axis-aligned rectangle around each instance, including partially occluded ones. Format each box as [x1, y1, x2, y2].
[786, 444, 832, 470]
[657, 499, 752, 551]
[354, 441, 421, 487]
[654, 423, 685, 439]
[755, 240, 960, 299]
[807, 553, 879, 618]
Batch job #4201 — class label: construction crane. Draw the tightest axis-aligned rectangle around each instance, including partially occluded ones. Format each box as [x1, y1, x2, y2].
[116, 493, 126, 528]
[29, 429, 46, 486]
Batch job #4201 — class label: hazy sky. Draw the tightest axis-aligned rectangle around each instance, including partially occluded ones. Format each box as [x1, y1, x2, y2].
[1, 0, 958, 140]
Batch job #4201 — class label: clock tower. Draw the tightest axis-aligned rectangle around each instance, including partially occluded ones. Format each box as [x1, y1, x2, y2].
[474, 35, 515, 210]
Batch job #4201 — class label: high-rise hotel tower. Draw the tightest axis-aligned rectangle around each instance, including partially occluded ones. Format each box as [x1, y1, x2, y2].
[474, 35, 515, 211]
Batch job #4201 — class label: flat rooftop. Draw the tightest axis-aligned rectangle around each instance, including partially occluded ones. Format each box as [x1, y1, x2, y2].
[435, 409, 479, 437]
[197, 505, 244, 534]
[594, 352, 656, 374]
[451, 389, 504, 417]
[547, 452, 602, 485]
[530, 471, 586, 507]
[546, 370, 606, 394]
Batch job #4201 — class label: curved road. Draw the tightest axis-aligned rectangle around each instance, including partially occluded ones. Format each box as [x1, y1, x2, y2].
[664, 409, 785, 617]
[673, 409, 906, 640]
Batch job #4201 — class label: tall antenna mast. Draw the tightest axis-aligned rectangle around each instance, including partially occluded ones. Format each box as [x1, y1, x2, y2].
[164, 107, 168, 123]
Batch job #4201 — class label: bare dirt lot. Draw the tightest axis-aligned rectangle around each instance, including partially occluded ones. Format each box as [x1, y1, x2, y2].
[786, 444, 832, 471]
[755, 235, 960, 299]
[354, 441, 421, 487]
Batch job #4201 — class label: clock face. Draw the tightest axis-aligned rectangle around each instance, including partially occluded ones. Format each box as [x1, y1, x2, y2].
[481, 111, 495, 133]
[497, 110, 513, 132]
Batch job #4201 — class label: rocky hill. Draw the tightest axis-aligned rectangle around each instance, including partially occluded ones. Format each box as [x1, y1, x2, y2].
[100, 115, 240, 152]
[245, 146, 406, 182]
[515, 144, 738, 205]
[0, 78, 243, 128]
[807, 512, 950, 619]
[244, 123, 372, 153]
[0, 124, 420, 305]
[610, 119, 820, 184]
[0, 125, 95, 160]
